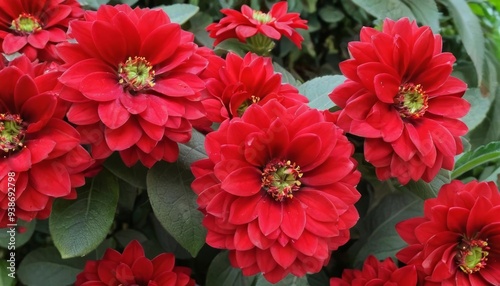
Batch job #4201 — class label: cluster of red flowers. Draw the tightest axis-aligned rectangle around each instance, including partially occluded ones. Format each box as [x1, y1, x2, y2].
[0, 0, 483, 284]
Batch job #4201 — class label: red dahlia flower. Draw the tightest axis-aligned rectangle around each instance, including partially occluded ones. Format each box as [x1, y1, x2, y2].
[396, 180, 500, 285]
[207, 1, 307, 54]
[57, 4, 208, 168]
[202, 52, 307, 124]
[0, 55, 93, 227]
[75, 240, 195, 286]
[0, 0, 83, 62]
[191, 100, 361, 283]
[329, 18, 470, 185]
[330, 255, 417, 286]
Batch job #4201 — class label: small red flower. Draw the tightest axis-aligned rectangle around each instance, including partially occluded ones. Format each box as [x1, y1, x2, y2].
[329, 18, 470, 184]
[191, 100, 361, 283]
[0, 55, 93, 227]
[75, 240, 195, 286]
[207, 1, 308, 50]
[396, 180, 500, 285]
[0, 0, 83, 62]
[57, 4, 208, 168]
[202, 52, 307, 124]
[330, 255, 417, 286]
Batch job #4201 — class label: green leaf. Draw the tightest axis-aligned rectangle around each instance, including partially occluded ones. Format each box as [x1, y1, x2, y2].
[178, 129, 207, 169]
[118, 0, 139, 5]
[49, 170, 119, 258]
[0, 260, 16, 286]
[114, 229, 148, 247]
[104, 152, 148, 189]
[452, 141, 500, 179]
[298, 75, 344, 110]
[147, 160, 206, 257]
[77, 0, 109, 9]
[439, 0, 484, 85]
[273, 62, 301, 87]
[158, 4, 200, 25]
[405, 169, 451, 199]
[206, 251, 256, 286]
[17, 247, 86, 286]
[307, 270, 330, 286]
[462, 88, 492, 131]
[402, 0, 440, 32]
[318, 6, 345, 24]
[348, 191, 423, 267]
[351, 0, 415, 21]
[151, 216, 192, 259]
[0, 219, 36, 249]
[254, 274, 309, 286]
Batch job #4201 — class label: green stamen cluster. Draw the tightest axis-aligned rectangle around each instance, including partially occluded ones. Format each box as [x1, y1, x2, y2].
[118, 56, 155, 92]
[0, 113, 27, 156]
[262, 159, 303, 201]
[456, 236, 489, 274]
[394, 83, 428, 119]
[11, 13, 42, 34]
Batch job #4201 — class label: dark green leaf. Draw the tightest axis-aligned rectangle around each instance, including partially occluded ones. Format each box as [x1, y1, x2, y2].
[452, 141, 500, 179]
[307, 270, 330, 286]
[118, 0, 139, 5]
[348, 191, 423, 268]
[158, 4, 200, 25]
[254, 274, 309, 285]
[147, 161, 206, 257]
[206, 251, 256, 286]
[439, 0, 484, 84]
[178, 129, 207, 169]
[401, 0, 440, 32]
[114, 229, 148, 247]
[462, 88, 492, 131]
[318, 6, 345, 24]
[151, 215, 192, 259]
[405, 169, 451, 199]
[191, 12, 215, 48]
[298, 75, 344, 110]
[17, 247, 86, 286]
[351, 0, 415, 21]
[104, 152, 148, 189]
[0, 219, 36, 248]
[0, 260, 16, 286]
[49, 170, 119, 258]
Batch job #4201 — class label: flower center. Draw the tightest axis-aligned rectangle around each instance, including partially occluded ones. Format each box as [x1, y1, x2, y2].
[456, 237, 489, 274]
[11, 13, 42, 34]
[261, 159, 303, 202]
[0, 113, 27, 156]
[118, 56, 155, 92]
[393, 83, 428, 119]
[237, 95, 260, 117]
[252, 11, 273, 24]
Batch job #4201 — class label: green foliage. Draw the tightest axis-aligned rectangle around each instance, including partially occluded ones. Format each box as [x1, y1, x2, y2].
[298, 75, 344, 110]
[49, 170, 119, 258]
[159, 3, 200, 25]
[452, 141, 500, 179]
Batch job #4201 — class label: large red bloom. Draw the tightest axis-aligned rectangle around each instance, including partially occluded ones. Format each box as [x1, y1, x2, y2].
[0, 0, 83, 62]
[0, 55, 93, 227]
[330, 255, 417, 286]
[329, 18, 470, 185]
[57, 4, 208, 168]
[396, 180, 500, 285]
[75, 240, 195, 286]
[207, 1, 308, 49]
[201, 52, 308, 124]
[191, 100, 361, 283]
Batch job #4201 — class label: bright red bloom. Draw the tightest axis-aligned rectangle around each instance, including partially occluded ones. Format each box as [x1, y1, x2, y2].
[191, 100, 361, 283]
[201, 52, 308, 125]
[75, 240, 195, 286]
[330, 255, 417, 286]
[57, 4, 208, 168]
[0, 55, 93, 227]
[329, 18, 470, 185]
[396, 180, 500, 285]
[207, 1, 308, 49]
[0, 0, 83, 62]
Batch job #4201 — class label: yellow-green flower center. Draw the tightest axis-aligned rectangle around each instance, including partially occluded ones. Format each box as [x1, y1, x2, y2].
[0, 113, 27, 157]
[237, 95, 260, 117]
[456, 237, 489, 274]
[262, 159, 303, 201]
[393, 83, 428, 119]
[118, 56, 155, 92]
[252, 10, 273, 24]
[11, 13, 42, 34]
